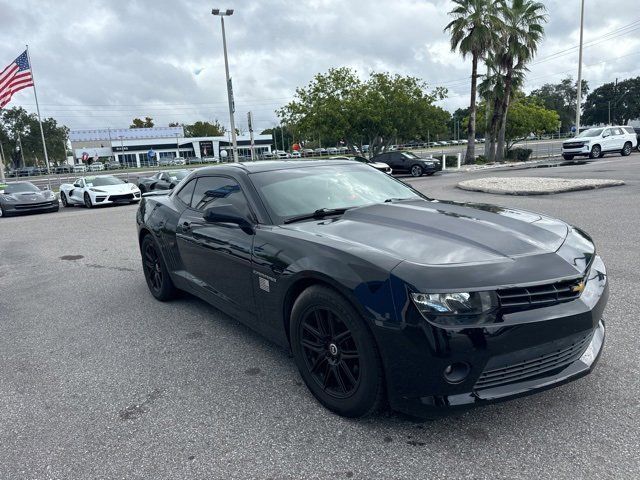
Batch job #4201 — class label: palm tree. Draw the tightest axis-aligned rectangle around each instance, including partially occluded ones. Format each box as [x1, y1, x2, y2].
[494, 0, 547, 161]
[445, 0, 500, 164]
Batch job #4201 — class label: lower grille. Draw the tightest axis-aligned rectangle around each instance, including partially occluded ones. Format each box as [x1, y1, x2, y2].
[15, 202, 55, 209]
[109, 194, 134, 201]
[497, 277, 584, 311]
[475, 333, 592, 390]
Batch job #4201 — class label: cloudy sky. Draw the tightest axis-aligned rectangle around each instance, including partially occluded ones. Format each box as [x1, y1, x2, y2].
[1, 0, 639, 132]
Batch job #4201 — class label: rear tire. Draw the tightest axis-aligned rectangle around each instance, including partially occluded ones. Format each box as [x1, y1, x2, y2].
[410, 165, 423, 177]
[141, 235, 177, 301]
[290, 285, 384, 418]
[621, 142, 632, 157]
[589, 145, 601, 159]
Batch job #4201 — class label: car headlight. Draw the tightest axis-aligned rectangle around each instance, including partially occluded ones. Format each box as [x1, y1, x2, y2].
[411, 291, 498, 326]
[130, 184, 138, 191]
[0, 194, 16, 202]
[90, 188, 106, 193]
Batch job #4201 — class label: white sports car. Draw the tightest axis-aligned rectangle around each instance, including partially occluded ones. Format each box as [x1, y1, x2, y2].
[59, 175, 141, 208]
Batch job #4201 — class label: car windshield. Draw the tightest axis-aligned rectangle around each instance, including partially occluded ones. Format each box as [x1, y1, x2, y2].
[85, 176, 125, 187]
[251, 164, 422, 222]
[578, 128, 603, 138]
[4, 182, 40, 194]
[402, 152, 420, 159]
[167, 170, 188, 181]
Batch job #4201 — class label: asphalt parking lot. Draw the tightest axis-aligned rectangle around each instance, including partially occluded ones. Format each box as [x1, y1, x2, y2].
[1, 155, 639, 479]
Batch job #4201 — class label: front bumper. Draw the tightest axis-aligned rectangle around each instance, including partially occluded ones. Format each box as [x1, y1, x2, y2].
[93, 192, 141, 204]
[562, 144, 591, 156]
[374, 256, 608, 418]
[1, 200, 59, 215]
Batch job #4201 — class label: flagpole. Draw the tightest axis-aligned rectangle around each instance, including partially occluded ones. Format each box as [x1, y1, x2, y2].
[0, 107, 5, 182]
[25, 45, 51, 175]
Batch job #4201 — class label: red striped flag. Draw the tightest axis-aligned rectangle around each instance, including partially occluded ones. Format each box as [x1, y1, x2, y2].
[0, 50, 34, 108]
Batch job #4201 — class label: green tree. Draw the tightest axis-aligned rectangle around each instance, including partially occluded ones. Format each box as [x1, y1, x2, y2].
[130, 116, 155, 128]
[477, 96, 559, 150]
[490, 0, 547, 161]
[0, 107, 69, 169]
[183, 120, 226, 137]
[582, 77, 640, 126]
[278, 67, 448, 157]
[445, 0, 500, 163]
[530, 77, 589, 132]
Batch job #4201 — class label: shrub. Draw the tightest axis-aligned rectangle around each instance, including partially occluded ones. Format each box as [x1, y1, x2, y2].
[506, 148, 533, 162]
[474, 155, 490, 164]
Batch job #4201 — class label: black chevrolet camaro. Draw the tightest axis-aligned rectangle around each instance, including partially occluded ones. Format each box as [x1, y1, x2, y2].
[136, 160, 607, 418]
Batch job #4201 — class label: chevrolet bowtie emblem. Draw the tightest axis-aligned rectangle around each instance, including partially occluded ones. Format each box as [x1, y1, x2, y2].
[572, 282, 586, 293]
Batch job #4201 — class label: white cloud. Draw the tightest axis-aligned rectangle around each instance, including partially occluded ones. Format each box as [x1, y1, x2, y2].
[0, 0, 639, 130]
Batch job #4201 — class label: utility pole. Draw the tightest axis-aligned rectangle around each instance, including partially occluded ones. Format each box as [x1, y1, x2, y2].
[575, 0, 585, 134]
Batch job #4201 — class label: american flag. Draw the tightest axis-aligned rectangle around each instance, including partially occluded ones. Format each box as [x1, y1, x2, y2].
[0, 51, 34, 108]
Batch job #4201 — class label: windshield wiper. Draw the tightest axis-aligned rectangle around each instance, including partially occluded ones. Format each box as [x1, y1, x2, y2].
[384, 197, 415, 203]
[284, 207, 351, 224]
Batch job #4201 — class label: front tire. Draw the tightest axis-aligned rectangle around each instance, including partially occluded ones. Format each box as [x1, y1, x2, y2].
[621, 142, 632, 157]
[61, 192, 70, 207]
[290, 286, 384, 418]
[141, 235, 177, 301]
[410, 165, 423, 177]
[83, 192, 93, 208]
[589, 145, 601, 159]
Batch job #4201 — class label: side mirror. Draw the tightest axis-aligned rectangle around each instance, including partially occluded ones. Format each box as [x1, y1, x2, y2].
[203, 205, 254, 234]
[123, 179, 129, 183]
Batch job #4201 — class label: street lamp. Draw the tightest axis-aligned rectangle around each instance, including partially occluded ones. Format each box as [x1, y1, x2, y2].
[575, 0, 585, 135]
[212, 8, 239, 163]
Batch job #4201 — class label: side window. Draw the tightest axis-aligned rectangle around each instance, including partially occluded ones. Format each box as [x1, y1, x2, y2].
[176, 179, 196, 206]
[613, 128, 623, 136]
[603, 128, 611, 137]
[190, 176, 251, 219]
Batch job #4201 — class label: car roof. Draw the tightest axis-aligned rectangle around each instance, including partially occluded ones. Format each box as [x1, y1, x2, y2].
[196, 160, 355, 175]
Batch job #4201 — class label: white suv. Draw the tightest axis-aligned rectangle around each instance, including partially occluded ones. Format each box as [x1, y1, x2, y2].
[562, 126, 637, 160]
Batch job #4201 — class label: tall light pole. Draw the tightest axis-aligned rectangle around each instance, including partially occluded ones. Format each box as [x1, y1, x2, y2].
[212, 8, 239, 163]
[575, 0, 585, 135]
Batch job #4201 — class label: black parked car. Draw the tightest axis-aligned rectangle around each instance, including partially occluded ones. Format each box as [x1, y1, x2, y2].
[0, 181, 59, 217]
[137, 169, 189, 193]
[137, 160, 607, 419]
[371, 151, 440, 177]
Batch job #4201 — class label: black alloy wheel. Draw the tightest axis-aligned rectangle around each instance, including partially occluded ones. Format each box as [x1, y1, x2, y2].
[300, 308, 361, 399]
[622, 142, 632, 157]
[141, 235, 177, 301]
[60, 192, 69, 207]
[589, 145, 601, 159]
[84, 192, 93, 208]
[290, 286, 384, 418]
[410, 165, 423, 177]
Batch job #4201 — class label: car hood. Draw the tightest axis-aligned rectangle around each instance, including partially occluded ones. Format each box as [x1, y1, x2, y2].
[285, 199, 568, 265]
[87, 183, 137, 193]
[3, 191, 53, 203]
[283, 199, 592, 289]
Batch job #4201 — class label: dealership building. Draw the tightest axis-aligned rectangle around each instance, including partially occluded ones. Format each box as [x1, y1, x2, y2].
[69, 127, 273, 167]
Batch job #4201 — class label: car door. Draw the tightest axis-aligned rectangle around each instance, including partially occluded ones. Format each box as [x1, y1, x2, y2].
[175, 175, 256, 319]
[70, 178, 85, 203]
[154, 173, 172, 191]
[611, 127, 624, 150]
[601, 128, 614, 152]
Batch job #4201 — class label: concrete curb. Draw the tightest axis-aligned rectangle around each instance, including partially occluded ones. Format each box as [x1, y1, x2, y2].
[457, 177, 626, 195]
